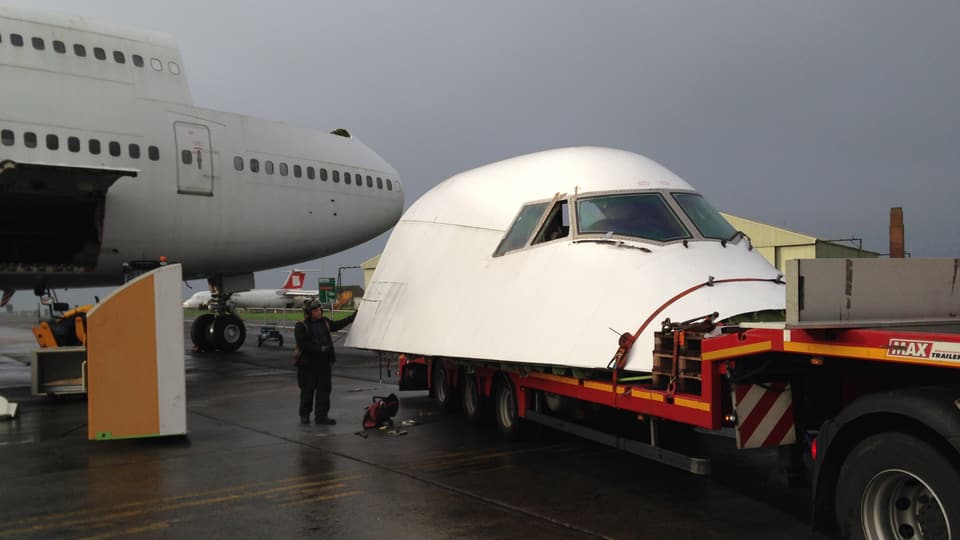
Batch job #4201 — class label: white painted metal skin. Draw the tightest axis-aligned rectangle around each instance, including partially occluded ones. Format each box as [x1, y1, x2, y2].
[346, 147, 785, 371]
[0, 7, 403, 292]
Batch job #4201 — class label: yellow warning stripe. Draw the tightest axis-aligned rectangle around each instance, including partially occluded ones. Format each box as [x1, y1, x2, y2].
[783, 341, 960, 368]
[528, 372, 580, 385]
[526, 373, 708, 412]
[583, 380, 613, 392]
[701, 341, 772, 361]
[674, 397, 711, 412]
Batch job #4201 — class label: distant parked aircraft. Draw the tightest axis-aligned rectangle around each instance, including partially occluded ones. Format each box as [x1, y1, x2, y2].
[183, 270, 318, 309]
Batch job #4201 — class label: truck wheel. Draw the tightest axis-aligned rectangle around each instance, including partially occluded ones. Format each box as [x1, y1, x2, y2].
[835, 432, 959, 540]
[433, 360, 458, 412]
[191, 314, 216, 352]
[212, 315, 246, 352]
[461, 374, 487, 424]
[494, 377, 525, 441]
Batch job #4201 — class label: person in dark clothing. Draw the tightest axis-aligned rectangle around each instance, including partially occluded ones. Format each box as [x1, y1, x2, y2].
[294, 299, 356, 425]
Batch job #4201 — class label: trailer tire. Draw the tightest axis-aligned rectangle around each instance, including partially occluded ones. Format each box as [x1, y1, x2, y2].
[433, 360, 458, 412]
[461, 374, 487, 424]
[835, 432, 959, 540]
[494, 377, 524, 441]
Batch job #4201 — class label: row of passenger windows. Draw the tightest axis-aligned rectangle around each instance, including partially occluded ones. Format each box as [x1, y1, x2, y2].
[0, 31, 181, 74]
[227, 155, 397, 191]
[0, 128, 160, 161]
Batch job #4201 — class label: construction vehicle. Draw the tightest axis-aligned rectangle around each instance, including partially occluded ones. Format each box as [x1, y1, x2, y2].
[32, 302, 93, 348]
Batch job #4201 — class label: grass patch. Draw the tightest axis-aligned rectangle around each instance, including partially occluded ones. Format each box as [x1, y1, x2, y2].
[183, 308, 355, 323]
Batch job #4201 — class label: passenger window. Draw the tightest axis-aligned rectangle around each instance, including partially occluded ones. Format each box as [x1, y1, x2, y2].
[113, 50, 125, 64]
[109, 141, 121, 157]
[46, 134, 59, 150]
[168, 61, 181, 75]
[386, 179, 393, 191]
[234, 156, 244, 171]
[11, 34, 23, 47]
[320, 168, 328, 181]
[366, 175, 373, 188]
[74, 44, 86, 57]
[250, 158, 260, 173]
[148, 145, 160, 161]
[307, 166, 315, 180]
[150, 58, 162, 71]
[181, 149, 193, 165]
[24, 132, 37, 148]
[1, 129, 13, 146]
[89, 139, 101, 155]
[53, 40, 66, 54]
[377, 177, 383, 189]
[32, 37, 44, 50]
[344, 172, 352, 185]
[265, 161, 275, 175]
[93, 47, 106, 60]
[494, 202, 549, 256]
[532, 200, 570, 244]
[67, 136, 80, 152]
[333, 170, 340, 183]
[132, 54, 144, 67]
[279, 162, 288, 176]
[129, 144, 140, 159]
[294, 164, 302, 178]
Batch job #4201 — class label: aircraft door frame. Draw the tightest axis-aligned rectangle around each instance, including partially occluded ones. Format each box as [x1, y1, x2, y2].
[174, 121, 214, 196]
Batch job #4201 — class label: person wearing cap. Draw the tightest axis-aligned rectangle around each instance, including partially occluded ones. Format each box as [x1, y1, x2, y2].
[294, 299, 356, 425]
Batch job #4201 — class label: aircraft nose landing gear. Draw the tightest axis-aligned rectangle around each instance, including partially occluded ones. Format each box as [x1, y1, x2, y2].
[189, 274, 252, 353]
[190, 313, 247, 353]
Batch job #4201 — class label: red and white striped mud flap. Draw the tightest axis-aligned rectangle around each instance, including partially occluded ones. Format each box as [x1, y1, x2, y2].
[731, 382, 797, 449]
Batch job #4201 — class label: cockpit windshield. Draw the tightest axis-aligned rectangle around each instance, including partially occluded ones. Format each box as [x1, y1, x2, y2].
[672, 192, 736, 240]
[576, 193, 690, 242]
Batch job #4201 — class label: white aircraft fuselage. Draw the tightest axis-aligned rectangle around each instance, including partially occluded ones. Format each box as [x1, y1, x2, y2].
[347, 147, 786, 372]
[0, 7, 404, 294]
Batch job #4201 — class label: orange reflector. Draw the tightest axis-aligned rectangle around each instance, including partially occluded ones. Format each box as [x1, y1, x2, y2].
[810, 357, 824, 366]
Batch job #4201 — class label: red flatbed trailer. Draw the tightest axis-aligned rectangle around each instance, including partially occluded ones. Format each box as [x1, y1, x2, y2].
[394, 259, 960, 538]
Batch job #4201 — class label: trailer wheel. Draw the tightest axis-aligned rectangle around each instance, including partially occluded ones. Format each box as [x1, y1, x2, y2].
[433, 360, 458, 412]
[494, 377, 524, 441]
[835, 432, 959, 540]
[461, 374, 487, 424]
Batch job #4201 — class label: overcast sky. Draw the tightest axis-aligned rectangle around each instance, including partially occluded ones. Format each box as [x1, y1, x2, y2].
[6, 1, 959, 306]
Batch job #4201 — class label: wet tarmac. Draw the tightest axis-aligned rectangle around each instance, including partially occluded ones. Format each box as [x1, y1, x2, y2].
[1, 319, 828, 539]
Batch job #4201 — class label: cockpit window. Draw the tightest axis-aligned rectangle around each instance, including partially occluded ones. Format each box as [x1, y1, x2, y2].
[532, 200, 569, 245]
[577, 193, 690, 242]
[672, 192, 736, 240]
[493, 202, 548, 256]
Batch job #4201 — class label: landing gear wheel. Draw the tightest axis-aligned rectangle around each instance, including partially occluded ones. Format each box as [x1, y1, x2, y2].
[433, 360, 459, 412]
[494, 377, 525, 441]
[835, 432, 959, 540]
[190, 314, 216, 352]
[461, 373, 487, 424]
[212, 315, 246, 352]
[257, 337, 263, 347]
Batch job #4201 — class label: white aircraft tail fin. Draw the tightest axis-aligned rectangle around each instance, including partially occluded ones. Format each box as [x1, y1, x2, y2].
[281, 270, 307, 290]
